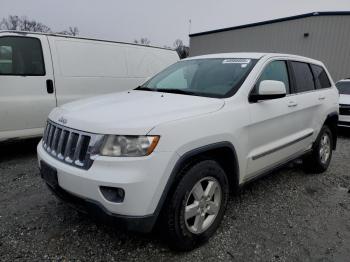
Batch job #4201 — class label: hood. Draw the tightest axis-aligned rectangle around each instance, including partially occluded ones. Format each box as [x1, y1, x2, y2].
[339, 94, 350, 105]
[49, 90, 225, 135]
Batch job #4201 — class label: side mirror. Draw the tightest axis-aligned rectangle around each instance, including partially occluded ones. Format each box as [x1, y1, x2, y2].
[249, 80, 287, 102]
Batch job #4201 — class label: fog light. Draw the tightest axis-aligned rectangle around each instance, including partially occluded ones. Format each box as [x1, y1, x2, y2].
[100, 186, 125, 203]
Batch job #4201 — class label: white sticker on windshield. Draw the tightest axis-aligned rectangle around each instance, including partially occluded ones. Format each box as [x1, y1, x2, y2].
[222, 58, 251, 64]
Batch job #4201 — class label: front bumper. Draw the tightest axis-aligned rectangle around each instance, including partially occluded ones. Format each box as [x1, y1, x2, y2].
[37, 141, 179, 230]
[45, 182, 158, 232]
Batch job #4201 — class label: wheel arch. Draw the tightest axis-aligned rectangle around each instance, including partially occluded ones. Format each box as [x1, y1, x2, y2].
[322, 112, 338, 150]
[153, 142, 240, 224]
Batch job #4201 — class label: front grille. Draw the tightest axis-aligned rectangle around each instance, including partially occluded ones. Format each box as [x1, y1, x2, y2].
[339, 121, 350, 126]
[42, 121, 103, 170]
[339, 104, 350, 116]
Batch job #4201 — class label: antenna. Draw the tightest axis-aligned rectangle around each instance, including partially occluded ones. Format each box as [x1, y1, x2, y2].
[188, 19, 192, 35]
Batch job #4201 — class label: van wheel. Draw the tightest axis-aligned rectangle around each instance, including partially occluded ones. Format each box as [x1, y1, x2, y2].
[303, 126, 333, 173]
[163, 160, 229, 251]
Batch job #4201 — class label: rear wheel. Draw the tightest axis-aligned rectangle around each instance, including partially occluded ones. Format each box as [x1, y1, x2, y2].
[303, 126, 333, 173]
[163, 160, 229, 251]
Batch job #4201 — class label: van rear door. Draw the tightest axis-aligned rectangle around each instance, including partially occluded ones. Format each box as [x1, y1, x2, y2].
[0, 33, 56, 139]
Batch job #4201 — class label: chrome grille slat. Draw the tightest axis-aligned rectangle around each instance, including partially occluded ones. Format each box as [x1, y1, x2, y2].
[43, 122, 50, 145]
[47, 125, 55, 151]
[43, 123, 51, 148]
[73, 135, 83, 161]
[42, 121, 101, 170]
[64, 133, 74, 163]
[56, 130, 66, 160]
[51, 127, 60, 155]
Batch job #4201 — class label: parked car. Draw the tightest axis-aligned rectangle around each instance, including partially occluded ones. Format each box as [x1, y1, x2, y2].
[336, 79, 350, 127]
[0, 30, 179, 142]
[37, 53, 339, 250]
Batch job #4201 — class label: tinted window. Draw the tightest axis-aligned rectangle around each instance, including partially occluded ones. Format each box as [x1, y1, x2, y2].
[142, 58, 257, 98]
[311, 64, 331, 89]
[0, 46, 13, 74]
[291, 61, 315, 93]
[336, 81, 350, 95]
[257, 61, 290, 93]
[0, 36, 45, 76]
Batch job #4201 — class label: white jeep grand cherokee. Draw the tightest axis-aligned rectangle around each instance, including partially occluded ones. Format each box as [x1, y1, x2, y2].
[37, 53, 339, 250]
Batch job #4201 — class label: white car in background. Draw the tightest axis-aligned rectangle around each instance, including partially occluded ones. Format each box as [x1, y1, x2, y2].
[0, 30, 179, 142]
[336, 79, 350, 127]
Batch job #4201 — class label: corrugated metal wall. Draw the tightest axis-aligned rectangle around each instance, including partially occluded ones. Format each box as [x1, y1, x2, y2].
[190, 15, 350, 81]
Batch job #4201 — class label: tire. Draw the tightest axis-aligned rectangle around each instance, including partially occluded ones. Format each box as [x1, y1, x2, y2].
[303, 125, 333, 173]
[162, 160, 229, 251]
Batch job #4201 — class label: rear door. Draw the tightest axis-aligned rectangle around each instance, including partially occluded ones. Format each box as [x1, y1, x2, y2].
[288, 61, 322, 148]
[0, 34, 55, 138]
[310, 64, 335, 127]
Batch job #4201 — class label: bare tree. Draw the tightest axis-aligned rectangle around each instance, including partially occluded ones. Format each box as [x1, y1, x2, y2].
[134, 37, 151, 46]
[0, 15, 78, 35]
[0, 15, 20, 30]
[173, 39, 189, 59]
[58, 26, 79, 36]
[21, 17, 51, 33]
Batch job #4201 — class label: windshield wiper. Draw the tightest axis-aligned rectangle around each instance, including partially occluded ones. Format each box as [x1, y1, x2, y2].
[134, 86, 156, 91]
[158, 89, 195, 96]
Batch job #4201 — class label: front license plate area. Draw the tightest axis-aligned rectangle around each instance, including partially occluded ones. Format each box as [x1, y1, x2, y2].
[40, 161, 58, 188]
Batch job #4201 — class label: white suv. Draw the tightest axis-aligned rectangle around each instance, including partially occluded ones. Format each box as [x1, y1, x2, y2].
[336, 79, 350, 127]
[37, 53, 339, 250]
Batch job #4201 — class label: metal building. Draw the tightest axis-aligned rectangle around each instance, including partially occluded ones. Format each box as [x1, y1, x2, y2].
[189, 12, 350, 81]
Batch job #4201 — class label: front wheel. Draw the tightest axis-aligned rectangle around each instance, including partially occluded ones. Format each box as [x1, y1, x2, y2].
[303, 126, 333, 173]
[163, 160, 229, 251]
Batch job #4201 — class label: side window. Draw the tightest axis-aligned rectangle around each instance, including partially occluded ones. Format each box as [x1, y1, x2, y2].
[0, 36, 45, 76]
[0, 46, 12, 74]
[290, 61, 315, 93]
[257, 60, 290, 94]
[311, 64, 331, 89]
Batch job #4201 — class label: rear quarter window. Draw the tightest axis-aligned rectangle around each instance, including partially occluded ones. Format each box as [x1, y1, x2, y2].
[311, 64, 331, 89]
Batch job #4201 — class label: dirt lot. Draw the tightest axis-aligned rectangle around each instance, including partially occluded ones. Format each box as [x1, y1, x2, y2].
[1, 129, 350, 261]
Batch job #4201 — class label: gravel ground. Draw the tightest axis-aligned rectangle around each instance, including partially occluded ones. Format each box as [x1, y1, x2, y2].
[0, 129, 350, 261]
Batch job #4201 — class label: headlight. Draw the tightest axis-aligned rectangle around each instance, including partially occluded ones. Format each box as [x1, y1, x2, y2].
[99, 135, 160, 157]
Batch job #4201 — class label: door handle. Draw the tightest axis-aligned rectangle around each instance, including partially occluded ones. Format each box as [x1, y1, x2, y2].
[46, 79, 54, 94]
[319, 95, 326, 100]
[288, 101, 298, 107]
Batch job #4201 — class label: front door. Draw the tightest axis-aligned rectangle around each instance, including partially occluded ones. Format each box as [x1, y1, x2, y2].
[245, 60, 299, 179]
[0, 34, 56, 139]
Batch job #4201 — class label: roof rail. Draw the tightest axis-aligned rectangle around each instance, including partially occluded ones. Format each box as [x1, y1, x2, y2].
[0, 30, 174, 51]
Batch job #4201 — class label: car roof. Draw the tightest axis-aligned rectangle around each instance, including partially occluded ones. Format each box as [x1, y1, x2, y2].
[185, 52, 322, 65]
[0, 30, 174, 51]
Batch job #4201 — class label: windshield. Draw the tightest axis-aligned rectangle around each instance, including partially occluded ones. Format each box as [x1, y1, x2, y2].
[336, 81, 350, 95]
[137, 58, 257, 98]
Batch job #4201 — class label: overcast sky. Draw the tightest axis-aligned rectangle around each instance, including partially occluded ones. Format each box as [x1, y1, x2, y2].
[0, 0, 350, 48]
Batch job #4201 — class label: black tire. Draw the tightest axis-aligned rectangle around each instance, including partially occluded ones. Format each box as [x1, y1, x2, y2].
[303, 126, 333, 173]
[162, 160, 229, 251]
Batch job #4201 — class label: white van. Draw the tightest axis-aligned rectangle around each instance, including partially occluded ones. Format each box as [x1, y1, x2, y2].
[0, 31, 179, 141]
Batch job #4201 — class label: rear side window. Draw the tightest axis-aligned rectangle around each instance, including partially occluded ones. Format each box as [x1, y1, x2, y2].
[0, 36, 45, 76]
[257, 60, 290, 93]
[311, 64, 331, 89]
[290, 61, 315, 93]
